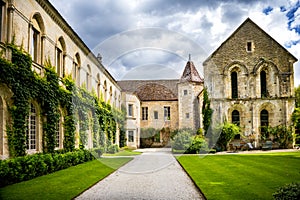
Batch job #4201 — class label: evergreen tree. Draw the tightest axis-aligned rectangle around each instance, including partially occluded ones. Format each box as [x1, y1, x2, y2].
[202, 87, 213, 134]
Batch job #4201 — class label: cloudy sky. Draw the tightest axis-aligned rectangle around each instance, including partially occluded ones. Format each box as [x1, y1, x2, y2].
[49, 0, 300, 86]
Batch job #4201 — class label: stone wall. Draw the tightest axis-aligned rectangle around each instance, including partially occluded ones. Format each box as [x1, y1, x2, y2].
[203, 19, 297, 147]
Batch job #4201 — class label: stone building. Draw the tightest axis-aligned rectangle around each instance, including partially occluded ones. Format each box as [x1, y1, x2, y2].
[0, 0, 121, 158]
[203, 18, 298, 147]
[118, 58, 204, 148]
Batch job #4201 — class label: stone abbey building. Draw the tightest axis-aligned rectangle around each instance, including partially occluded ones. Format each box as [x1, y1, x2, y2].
[0, 0, 297, 158]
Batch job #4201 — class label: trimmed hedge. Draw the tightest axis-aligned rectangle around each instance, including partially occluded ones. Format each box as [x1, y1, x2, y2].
[273, 182, 300, 200]
[0, 149, 95, 187]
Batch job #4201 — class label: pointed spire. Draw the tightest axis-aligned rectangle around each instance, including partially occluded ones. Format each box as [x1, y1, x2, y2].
[180, 57, 203, 83]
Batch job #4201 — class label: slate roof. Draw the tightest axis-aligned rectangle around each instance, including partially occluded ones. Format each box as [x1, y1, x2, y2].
[118, 80, 179, 101]
[180, 60, 203, 83]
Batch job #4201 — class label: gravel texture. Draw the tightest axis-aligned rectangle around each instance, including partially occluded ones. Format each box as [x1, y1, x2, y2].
[76, 148, 204, 200]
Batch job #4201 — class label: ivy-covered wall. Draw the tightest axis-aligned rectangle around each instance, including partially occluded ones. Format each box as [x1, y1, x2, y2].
[0, 44, 125, 158]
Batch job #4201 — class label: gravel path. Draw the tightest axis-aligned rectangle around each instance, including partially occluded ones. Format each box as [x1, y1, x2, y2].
[76, 148, 204, 200]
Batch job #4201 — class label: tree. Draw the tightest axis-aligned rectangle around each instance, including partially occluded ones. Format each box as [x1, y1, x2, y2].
[202, 87, 213, 135]
[295, 86, 300, 108]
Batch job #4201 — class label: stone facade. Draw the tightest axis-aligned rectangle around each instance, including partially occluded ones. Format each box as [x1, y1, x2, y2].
[0, 0, 121, 158]
[203, 18, 297, 147]
[119, 62, 204, 147]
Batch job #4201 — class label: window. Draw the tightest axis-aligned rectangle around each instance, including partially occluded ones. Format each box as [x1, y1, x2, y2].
[56, 48, 62, 76]
[86, 65, 91, 90]
[103, 81, 107, 101]
[232, 110, 240, 126]
[247, 41, 253, 52]
[164, 106, 170, 121]
[32, 27, 39, 62]
[56, 37, 66, 77]
[231, 71, 238, 99]
[184, 90, 188, 95]
[55, 120, 60, 148]
[154, 111, 158, 119]
[142, 107, 148, 120]
[97, 74, 101, 99]
[128, 131, 134, 142]
[260, 109, 269, 134]
[26, 103, 37, 150]
[109, 86, 113, 102]
[0, 1, 4, 41]
[128, 104, 133, 117]
[260, 70, 267, 98]
[186, 113, 190, 119]
[30, 16, 43, 64]
[73, 53, 81, 84]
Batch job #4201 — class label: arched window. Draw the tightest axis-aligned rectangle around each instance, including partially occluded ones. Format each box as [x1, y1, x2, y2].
[231, 71, 238, 99]
[260, 70, 267, 98]
[30, 14, 44, 64]
[96, 73, 101, 99]
[86, 65, 91, 90]
[56, 37, 66, 77]
[103, 80, 107, 101]
[260, 109, 269, 134]
[55, 118, 60, 149]
[232, 110, 240, 126]
[27, 103, 37, 150]
[109, 86, 113, 102]
[73, 53, 81, 85]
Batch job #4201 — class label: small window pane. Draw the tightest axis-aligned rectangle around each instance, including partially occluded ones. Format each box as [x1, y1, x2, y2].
[128, 131, 134, 142]
[154, 111, 158, 119]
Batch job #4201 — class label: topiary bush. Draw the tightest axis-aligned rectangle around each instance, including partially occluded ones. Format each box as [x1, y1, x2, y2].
[0, 149, 95, 187]
[273, 182, 300, 200]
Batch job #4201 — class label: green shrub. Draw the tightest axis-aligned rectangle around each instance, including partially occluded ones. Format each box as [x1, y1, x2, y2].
[107, 144, 119, 154]
[187, 135, 208, 154]
[171, 130, 192, 151]
[92, 147, 105, 158]
[0, 150, 95, 187]
[273, 182, 300, 200]
[216, 122, 240, 151]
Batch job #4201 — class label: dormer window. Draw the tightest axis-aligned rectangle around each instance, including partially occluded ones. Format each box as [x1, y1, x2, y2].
[247, 41, 253, 52]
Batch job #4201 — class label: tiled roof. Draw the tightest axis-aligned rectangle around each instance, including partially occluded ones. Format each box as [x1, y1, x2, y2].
[118, 80, 179, 101]
[180, 61, 203, 83]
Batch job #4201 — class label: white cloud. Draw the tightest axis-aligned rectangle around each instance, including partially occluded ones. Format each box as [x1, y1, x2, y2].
[49, 0, 300, 86]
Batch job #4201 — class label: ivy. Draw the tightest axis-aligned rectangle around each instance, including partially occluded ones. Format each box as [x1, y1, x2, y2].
[0, 44, 125, 157]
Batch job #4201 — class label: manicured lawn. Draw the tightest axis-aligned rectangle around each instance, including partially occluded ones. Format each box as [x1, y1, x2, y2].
[177, 152, 300, 200]
[0, 157, 132, 200]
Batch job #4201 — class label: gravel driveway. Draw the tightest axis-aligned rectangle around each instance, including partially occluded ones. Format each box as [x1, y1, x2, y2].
[76, 148, 204, 200]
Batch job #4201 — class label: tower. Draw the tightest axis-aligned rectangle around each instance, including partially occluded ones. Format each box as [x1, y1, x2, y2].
[178, 55, 204, 130]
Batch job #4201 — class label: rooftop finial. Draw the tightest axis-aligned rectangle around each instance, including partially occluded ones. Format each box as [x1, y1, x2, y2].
[188, 54, 191, 61]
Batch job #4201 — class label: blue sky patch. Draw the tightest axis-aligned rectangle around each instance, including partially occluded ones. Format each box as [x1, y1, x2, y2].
[263, 6, 273, 15]
[280, 6, 286, 12]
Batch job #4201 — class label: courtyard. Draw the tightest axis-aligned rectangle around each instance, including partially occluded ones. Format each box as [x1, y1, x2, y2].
[0, 149, 299, 199]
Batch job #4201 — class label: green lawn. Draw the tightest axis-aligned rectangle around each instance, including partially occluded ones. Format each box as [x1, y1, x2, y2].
[0, 157, 132, 200]
[177, 152, 300, 200]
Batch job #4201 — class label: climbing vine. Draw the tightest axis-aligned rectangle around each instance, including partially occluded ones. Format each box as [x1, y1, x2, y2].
[0, 43, 124, 157]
